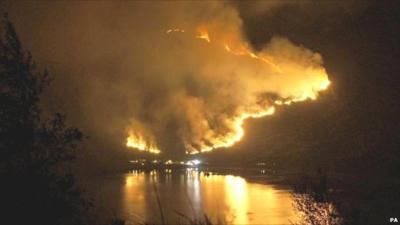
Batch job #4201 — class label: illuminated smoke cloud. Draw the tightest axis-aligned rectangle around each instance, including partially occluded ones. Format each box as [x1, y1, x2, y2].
[126, 2, 330, 154]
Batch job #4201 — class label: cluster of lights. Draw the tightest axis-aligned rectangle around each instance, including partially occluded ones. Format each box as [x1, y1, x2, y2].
[129, 159, 202, 167]
[186, 159, 201, 166]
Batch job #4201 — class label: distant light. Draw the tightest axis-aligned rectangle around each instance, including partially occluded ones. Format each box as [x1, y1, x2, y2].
[192, 159, 201, 165]
[186, 159, 201, 166]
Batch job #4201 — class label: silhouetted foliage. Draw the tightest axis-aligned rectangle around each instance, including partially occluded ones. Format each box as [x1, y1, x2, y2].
[292, 170, 342, 225]
[292, 193, 342, 225]
[0, 14, 86, 225]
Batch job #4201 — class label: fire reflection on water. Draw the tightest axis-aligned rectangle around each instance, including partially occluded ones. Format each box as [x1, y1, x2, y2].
[122, 169, 299, 224]
[225, 175, 248, 224]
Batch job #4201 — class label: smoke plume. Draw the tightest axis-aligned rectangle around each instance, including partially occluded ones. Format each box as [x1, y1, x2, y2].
[124, 2, 330, 154]
[6, 1, 330, 156]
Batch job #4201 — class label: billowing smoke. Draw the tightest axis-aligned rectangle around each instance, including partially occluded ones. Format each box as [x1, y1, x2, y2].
[6, 1, 329, 156]
[124, 2, 330, 154]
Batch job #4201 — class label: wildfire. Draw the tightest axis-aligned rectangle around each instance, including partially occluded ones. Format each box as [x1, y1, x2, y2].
[223, 44, 283, 73]
[187, 106, 276, 154]
[126, 132, 161, 154]
[166, 28, 185, 34]
[196, 29, 210, 43]
[127, 27, 331, 155]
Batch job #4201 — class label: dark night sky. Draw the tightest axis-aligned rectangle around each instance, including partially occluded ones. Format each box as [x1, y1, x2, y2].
[2, 1, 399, 170]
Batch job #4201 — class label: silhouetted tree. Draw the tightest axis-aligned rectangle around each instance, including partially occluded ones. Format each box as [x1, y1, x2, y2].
[0, 14, 86, 225]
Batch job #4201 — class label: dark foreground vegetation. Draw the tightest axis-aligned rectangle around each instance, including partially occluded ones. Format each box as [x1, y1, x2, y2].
[290, 168, 400, 225]
[0, 14, 87, 225]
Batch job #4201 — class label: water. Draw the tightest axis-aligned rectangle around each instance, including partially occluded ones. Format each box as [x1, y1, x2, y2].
[83, 169, 299, 224]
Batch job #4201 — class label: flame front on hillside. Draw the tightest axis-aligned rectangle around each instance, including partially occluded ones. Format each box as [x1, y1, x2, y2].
[125, 3, 330, 155]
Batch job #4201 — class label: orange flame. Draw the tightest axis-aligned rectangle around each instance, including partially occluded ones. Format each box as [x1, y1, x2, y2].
[196, 29, 210, 43]
[189, 28, 329, 154]
[166, 28, 185, 34]
[128, 27, 331, 155]
[224, 44, 283, 73]
[126, 131, 160, 154]
[187, 106, 276, 154]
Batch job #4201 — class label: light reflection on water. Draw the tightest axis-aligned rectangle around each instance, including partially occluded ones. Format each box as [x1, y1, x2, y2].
[119, 169, 299, 224]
